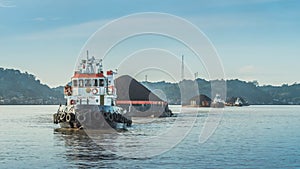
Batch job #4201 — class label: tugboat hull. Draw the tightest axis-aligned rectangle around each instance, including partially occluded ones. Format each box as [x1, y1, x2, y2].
[53, 105, 132, 130]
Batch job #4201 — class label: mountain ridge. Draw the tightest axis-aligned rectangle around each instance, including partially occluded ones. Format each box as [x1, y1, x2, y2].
[142, 79, 300, 105]
[0, 68, 65, 104]
[0, 67, 299, 105]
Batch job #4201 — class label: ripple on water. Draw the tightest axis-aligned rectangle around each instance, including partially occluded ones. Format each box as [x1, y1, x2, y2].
[1, 105, 300, 168]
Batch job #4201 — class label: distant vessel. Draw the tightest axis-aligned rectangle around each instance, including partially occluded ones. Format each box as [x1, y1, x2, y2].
[211, 94, 225, 108]
[53, 52, 132, 129]
[185, 94, 212, 107]
[234, 97, 243, 106]
[226, 97, 250, 107]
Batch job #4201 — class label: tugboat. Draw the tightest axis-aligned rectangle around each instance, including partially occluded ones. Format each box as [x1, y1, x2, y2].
[210, 94, 225, 108]
[234, 97, 243, 107]
[53, 52, 132, 129]
[226, 97, 250, 107]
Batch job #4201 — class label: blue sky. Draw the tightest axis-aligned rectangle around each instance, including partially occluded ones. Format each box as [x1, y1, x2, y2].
[0, 0, 300, 87]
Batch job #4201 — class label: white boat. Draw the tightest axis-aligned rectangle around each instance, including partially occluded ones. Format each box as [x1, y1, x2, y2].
[53, 52, 132, 129]
[234, 97, 243, 106]
[211, 94, 225, 108]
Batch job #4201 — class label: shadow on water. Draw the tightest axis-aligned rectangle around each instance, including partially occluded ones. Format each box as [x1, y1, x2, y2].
[53, 128, 124, 168]
[51, 112, 207, 167]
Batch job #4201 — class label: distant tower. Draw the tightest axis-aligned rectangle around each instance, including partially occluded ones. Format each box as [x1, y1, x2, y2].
[145, 75, 148, 82]
[194, 72, 198, 79]
[181, 55, 184, 80]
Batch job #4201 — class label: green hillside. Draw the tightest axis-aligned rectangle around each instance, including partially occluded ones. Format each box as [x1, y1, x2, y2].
[1, 67, 299, 105]
[143, 79, 300, 105]
[0, 68, 64, 104]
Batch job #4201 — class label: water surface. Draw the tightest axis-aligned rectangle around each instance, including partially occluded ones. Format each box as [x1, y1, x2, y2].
[0, 105, 300, 168]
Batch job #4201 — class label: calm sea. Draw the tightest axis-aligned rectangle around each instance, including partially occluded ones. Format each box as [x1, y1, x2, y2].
[0, 105, 300, 168]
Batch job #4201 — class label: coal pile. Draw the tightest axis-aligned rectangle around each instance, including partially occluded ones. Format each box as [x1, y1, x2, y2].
[115, 75, 172, 117]
[187, 94, 212, 107]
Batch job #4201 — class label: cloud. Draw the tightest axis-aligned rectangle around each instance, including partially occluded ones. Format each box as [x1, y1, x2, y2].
[205, 0, 283, 7]
[0, 0, 16, 8]
[239, 65, 256, 74]
[16, 19, 108, 41]
[33, 17, 46, 22]
[32, 17, 62, 22]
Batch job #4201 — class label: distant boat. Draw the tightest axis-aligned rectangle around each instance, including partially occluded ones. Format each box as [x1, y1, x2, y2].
[234, 97, 243, 106]
[185, 94, 212, 107]
[226, 97, 250, 107]
[211, 94, 225, 108]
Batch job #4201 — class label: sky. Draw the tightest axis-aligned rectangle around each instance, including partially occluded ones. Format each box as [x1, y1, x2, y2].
[0, 0, 300, 87]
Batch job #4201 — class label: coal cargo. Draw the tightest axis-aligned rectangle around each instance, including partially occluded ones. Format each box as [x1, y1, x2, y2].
[115, 75, 173, 117]
[186, 94, 212, 107]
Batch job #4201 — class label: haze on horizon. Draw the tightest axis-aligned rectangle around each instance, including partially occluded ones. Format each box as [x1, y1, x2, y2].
[0, 0, 299, 87]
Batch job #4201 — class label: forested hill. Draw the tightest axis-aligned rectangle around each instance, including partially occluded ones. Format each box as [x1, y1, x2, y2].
[0, 68, 64, 104]
[0, 67, 299, 105]
[142, 79, 300, 105]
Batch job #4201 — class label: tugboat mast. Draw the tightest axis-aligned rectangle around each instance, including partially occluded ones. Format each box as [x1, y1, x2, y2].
[53, 50, 132, 129]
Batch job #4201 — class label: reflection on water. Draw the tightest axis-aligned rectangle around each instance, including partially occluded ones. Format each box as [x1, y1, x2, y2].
[50, 106, 211, 168]
[54, 129, 120, 168]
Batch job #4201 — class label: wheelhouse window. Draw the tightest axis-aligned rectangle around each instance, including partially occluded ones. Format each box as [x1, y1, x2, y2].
[79, 79, 84, 87]
[93, 79, 98, 87]
[85, 79, 91, 87]
[99, 79, 104, 87]
[73, 79, 78, 87]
